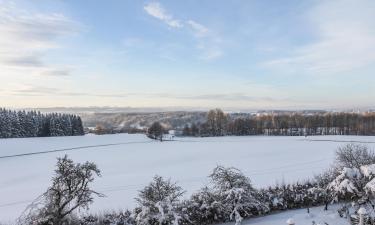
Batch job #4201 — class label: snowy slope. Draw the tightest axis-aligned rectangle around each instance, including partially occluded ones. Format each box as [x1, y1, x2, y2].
[1, 134, 375, 222]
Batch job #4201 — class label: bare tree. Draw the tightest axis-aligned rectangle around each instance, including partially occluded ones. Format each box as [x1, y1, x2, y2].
[147, 122, 165, 141]
[206, 109, 228, 136]
[19, 155, 103, 225]
[335, 144, 375, 169]
[94, 124, 106, 135]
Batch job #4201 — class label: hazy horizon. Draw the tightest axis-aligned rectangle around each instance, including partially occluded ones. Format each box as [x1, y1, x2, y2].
[1, 0, 375, 109]
[8, 106, 375, 114]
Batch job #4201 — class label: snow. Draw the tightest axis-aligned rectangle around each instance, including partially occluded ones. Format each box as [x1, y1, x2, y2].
[1, 134, 375, 222]
[337, 179, 358, 194]
[219, 205, 350, 225]
[327, 168, 361, 195]
[360, 164, 375, 194]
[365, 178, 375, 193]
[361, 164, 375, 178]
[286, 218, 295, 224]
[358, 207, 367, 215]
[342, 168, 362, 179]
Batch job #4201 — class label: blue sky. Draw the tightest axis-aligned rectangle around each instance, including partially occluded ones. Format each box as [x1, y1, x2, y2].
[0, 0, 375, 110]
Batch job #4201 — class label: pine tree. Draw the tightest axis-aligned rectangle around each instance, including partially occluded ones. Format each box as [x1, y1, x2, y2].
[0, 108, 85, 139]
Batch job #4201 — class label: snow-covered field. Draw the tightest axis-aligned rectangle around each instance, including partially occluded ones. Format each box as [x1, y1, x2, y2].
[1, 134, 375, 223]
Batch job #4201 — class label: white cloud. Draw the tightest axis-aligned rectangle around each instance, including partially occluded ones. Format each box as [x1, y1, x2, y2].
[187, 20, 209, 37]
[143, 2, 223, 61]
[263, 0, 375, 75]
[144, 2, 182, 28]
[188, 21, 223, 60]
[0, 2, 81, 76]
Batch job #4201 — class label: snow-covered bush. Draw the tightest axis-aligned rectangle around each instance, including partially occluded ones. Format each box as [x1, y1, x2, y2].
[18, 155, 102, 225]
[335, 144, 375, 170]
[183, 187, 226, 224]
[327, 167, 363, 202]
[134, 176, 186, 225]
[260, 182, 327, 212]
[80, 210, 135, 225]
[327, 163, 375, 217]
[209, 166, 269, 225]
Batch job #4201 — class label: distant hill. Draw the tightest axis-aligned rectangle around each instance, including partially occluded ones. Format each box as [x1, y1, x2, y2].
[80, 111, 207, 131]
[21, 107, 375, 132]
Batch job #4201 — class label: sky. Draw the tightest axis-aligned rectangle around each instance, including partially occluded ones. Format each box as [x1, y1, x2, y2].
[0, 0, 375, 110]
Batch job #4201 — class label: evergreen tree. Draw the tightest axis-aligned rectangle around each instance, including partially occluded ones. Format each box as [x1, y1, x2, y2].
[0, 108, 85, 138]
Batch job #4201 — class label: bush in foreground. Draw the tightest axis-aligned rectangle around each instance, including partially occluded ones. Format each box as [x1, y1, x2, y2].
[134, 176, 186, 225]
[19, 155, 103, 225]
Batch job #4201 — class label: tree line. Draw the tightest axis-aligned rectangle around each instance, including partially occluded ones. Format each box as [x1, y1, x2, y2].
[183, 109, 375, 137]
[0, 108, 84, 138]
[18, 144, 375, 225]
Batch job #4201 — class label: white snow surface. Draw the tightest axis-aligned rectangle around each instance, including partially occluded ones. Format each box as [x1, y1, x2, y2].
[361, 164, 375, 178]
[219, 205, 350, 225]
[1, 134, 375, 222]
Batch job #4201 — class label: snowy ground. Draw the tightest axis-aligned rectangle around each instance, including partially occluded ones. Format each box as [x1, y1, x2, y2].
[219, 205, 350, 225]
[1, 134, 375, 222]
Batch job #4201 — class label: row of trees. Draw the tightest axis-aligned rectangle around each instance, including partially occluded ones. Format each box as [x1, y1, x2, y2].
[19, 144, 375, 225]
[0, 108, 84, 138]
[92, 125, 145, 135]
[183, 109, 375, 137]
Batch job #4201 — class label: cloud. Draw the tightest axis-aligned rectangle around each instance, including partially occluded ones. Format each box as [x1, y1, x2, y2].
[143, 2, 223, 60]
[263, 0, 375, 75]
[11, 85, 131, 97]
[173, 93, 285, 102]
[144, 2, 182, 28]
[107, 92, 288, 103]
[41, 69, 71, 77]
[0, 2, 81, 75]
[187, 20, 209, 37]
[9, 85, 283, 103]
[7, 84, 303, 109]
[186, 20, 224, 60]
[13, 86, 60, 96]
[4, 55, 44, 68]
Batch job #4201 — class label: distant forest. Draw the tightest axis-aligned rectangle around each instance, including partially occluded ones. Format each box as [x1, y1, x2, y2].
[183, 109, 375, 137]
[0, 108, 84, 138]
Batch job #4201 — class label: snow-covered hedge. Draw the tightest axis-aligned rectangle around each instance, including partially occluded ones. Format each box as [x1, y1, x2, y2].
[75, 167, 326, 225]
